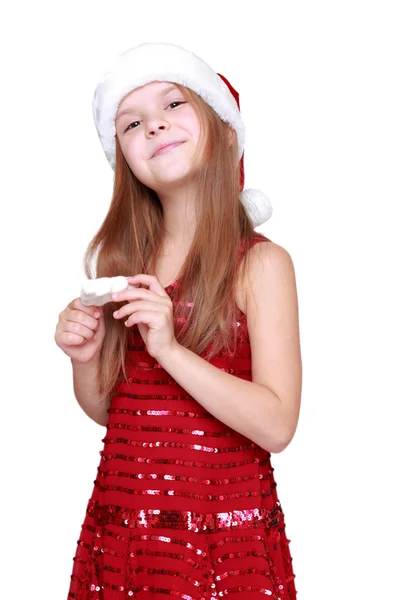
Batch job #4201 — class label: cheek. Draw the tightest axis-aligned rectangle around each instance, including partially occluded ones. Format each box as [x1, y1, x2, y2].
[122, 140, 145, 172]
[188, 118, 205, 156]
[177, 108, 201, 138]
[187, 114, 201, 141]
[123, 137, 141, 158]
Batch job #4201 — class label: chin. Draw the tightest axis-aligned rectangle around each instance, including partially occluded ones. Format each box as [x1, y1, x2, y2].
[154, 167, 195, 185]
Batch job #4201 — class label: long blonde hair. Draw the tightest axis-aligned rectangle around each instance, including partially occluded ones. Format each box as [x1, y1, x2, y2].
[83, 84, 269, 399]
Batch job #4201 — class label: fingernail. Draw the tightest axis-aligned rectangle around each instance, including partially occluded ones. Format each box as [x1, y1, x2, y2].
[94, 311, 101, 318]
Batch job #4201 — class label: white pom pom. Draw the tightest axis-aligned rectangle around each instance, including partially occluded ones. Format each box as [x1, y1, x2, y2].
[240, 189, 273, 228]
[80, 276, 137, 307]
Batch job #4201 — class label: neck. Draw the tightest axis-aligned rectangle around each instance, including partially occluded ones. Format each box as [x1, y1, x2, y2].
[157, 187, 197, 250]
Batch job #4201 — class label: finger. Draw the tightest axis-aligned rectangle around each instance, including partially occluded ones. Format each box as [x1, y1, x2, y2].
[111, 286, 171, 305]
[62, 319, 99, 341]
[113, 301, 146, 320]
[62, 332, 86, 345]
[64, 309, 100, 332]
[114, 300, 169, 320]
[70, 297, 104, 318]
[124, 309, 161, 328]
[65, 301, 103, 328]
[126, 275, 169, 296]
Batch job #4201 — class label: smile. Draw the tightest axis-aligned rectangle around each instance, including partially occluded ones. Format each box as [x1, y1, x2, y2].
[152, 142, 185, 158]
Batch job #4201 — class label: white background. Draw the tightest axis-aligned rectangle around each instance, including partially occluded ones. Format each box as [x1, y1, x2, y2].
[1, 1, 399, 598]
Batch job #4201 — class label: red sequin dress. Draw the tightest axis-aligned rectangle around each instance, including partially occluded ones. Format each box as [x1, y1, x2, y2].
[68, 235, 297, 599]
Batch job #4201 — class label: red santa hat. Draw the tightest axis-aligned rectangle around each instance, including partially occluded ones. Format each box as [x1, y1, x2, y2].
[92, 42, 273, 228]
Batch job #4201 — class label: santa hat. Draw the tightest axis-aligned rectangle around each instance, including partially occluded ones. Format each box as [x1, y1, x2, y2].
[92, 42, 273, 228]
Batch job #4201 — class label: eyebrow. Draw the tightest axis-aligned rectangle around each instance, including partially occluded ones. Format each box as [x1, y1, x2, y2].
[116, 84, 180, 121]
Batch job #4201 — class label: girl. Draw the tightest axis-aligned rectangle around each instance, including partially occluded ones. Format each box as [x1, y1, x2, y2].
[55, 42, 302, 600]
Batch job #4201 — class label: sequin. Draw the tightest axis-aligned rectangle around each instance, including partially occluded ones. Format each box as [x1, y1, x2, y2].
[67, 236, 297, 599]
[85, 500, 285, 533]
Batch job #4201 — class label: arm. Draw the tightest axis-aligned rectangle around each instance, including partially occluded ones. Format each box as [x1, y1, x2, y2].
[159, 344, 285, 452]
[157, 242, 302, 454]
[71, 358, 110, 427]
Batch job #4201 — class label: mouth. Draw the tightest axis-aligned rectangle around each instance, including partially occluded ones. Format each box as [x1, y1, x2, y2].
[152, 141, 185, 158]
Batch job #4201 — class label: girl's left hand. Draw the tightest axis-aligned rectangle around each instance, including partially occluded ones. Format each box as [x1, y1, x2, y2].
[111, 274, 178, 361]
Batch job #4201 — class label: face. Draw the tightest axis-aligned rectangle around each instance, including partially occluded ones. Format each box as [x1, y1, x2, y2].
[115, 81, 205, 193]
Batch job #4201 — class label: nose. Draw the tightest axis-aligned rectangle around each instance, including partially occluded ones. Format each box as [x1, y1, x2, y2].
[145, 118, 170, 137]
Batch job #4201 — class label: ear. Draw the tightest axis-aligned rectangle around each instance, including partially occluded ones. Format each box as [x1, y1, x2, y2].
[227, 126, 235, 147]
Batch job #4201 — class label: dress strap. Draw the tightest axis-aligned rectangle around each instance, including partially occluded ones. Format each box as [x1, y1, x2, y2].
[238, 234, 272, 262]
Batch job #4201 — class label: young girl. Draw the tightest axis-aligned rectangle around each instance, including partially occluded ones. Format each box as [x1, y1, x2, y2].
[55, 42, 302, 600]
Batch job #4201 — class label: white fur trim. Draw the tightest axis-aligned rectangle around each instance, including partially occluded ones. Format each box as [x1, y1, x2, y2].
[92, 42, 245, 171]
[240, 189, 273, 228]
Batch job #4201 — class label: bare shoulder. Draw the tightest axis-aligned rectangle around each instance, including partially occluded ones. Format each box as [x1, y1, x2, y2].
[244, 240, 302, 452]
[244, 240, 297, 307]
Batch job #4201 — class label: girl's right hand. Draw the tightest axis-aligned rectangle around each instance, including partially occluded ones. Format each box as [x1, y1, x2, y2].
[54, 297, 106, 364]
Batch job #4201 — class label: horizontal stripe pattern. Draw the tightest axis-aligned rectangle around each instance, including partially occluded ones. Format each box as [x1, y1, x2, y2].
[68, 237, 297, 599]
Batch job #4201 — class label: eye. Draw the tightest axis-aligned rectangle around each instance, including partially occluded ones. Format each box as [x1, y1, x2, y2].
[167, 101, 186, 109]
[124, 121, 141, 133]
[123, 102, 186, 133]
